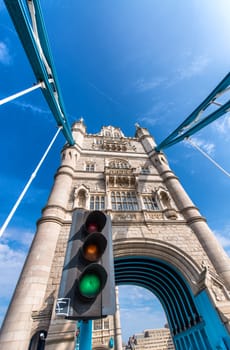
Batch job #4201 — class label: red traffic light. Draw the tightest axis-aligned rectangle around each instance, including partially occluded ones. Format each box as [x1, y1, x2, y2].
[87, 223, 98, 233]
[85, 211, 106, 234]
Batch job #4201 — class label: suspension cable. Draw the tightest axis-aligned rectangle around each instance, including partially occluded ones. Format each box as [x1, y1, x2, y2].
[0, 126, 63, 238]
[0, 82, 44, 106]
[186, 137, 230, 178]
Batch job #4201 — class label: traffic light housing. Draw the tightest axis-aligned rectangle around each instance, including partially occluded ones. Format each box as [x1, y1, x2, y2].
[56, 209, 115, 320]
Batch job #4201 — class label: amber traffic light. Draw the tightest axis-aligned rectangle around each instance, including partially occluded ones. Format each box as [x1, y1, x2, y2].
[57, 209, 115, 320]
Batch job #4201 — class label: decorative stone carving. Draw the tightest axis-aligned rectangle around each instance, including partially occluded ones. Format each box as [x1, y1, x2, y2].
[159, 190, 172, 208]
[164, 208, 178, 220]
[73, 185, 89, 209]
[116, 213, 137, 221]
[105, 161, 137, 189]
[145, 212, 164, 220]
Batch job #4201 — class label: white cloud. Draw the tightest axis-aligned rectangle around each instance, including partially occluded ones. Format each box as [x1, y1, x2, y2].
[177, 55, 209, 80]
[138, 115, 158, 127]
[213, 226, 230, 256]
[120, 306, 166, 342]
[213, 113, 230, 137]
[12, 100, 51, 115]
[119, 285, 157, 304]
[0, 243, 26, 326]
[216, 234, 230, 251]
[2, 227, 34, 248]
[134, 77, 166, 92]
[88, 82, 121, 106]
[0, 227, 33, 326]
[137, 101, 175, 127]
[184, 136, 215, 156]
[118, 285, 166, 342]
[0, 41, 11, 65]
[0, 243, 27, 298]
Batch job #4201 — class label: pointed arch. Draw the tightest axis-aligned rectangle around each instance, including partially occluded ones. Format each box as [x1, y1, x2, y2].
[73, 185, 90, 209]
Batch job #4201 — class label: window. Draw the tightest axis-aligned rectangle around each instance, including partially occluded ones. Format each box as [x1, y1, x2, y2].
[114, 132, 120, 138]
[96, 138, 103, 144]
[93, 320, 102, 330]
[141, 167, 150, 174]
[109, 160, 129, 169]
[111, 191, 138, 211]
[78, 189, 86, 208]
[143, 196, 159, 210]
[86, 163, 95, 172]
[103, 319, 109, 329]
[90, 195, 105, 210]
[29, 330, 47, 350]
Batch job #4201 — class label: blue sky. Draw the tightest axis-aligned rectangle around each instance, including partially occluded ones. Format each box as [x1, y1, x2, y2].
[0, 0, 230, 343]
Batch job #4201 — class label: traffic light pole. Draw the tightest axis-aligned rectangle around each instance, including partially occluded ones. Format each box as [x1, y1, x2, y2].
[79, 320, 92, 350]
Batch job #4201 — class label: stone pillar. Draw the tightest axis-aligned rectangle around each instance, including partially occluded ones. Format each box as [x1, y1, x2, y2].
[152, 151, 230, 289]
[0, 155, 75, 349]
[137, 191, 145, 210]
[107, 190, 112, 210]
[114, 287, 123, 350]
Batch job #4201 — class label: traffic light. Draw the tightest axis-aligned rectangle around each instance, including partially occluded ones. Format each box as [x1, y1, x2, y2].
[56, 209, 115, 320]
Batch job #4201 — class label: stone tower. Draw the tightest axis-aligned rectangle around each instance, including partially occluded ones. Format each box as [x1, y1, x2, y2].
[1, 120, 230, 350]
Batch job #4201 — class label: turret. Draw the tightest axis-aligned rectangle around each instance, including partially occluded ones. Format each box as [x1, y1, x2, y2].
[72, 118, 86, 147]
[135, 123, 156, 152]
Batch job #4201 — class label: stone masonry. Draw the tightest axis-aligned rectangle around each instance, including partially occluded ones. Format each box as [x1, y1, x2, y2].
[0, 120, 230, 349]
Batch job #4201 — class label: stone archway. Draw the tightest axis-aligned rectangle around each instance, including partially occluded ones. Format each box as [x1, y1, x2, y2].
[113, 238, 201, 293]
[113, 239, 230, 350]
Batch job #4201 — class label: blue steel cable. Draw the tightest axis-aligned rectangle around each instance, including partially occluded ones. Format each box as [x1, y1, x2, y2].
[3, 0, 74, 145]
[156, 72, 230, 151]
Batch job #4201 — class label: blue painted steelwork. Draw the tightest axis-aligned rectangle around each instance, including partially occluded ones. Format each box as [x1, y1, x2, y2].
[75, 322, 80, 350]
[195, 291, 230, 349]
[114, 256, 230, 350]
[78, 320, 92, 350]
[4, 0, 74, 145]
[156, 72, 230, 151]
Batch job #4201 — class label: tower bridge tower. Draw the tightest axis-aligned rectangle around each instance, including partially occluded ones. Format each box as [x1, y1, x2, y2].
[1, 120, 230, 350]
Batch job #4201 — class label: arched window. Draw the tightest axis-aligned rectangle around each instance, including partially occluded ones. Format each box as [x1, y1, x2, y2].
[78, 189, 86, 208]
[28, 330, 47, 350]
[160, 191, 171, 209]
[114, 132, 120, 138]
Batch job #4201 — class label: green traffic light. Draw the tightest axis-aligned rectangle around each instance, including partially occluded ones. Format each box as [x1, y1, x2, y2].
[79, 273, 101, 298]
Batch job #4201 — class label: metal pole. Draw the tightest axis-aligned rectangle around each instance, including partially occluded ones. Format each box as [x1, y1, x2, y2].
[0, 81, 43, 105]
[0, 126, 62, 238]
[75, 322, 80, 350]
[79, 320, 92, 350]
